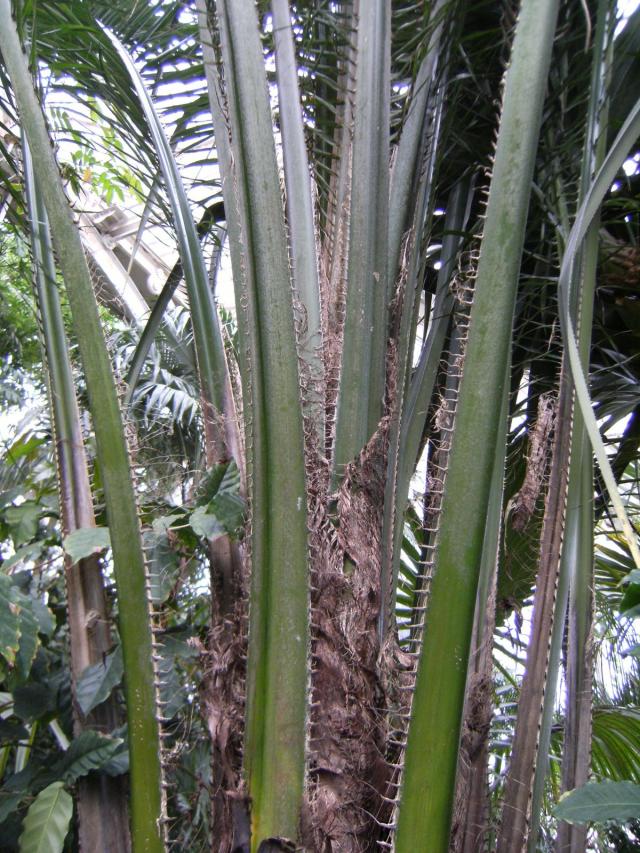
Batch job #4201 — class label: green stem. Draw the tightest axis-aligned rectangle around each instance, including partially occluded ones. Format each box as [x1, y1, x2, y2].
[214, 1, 310, 846]
[333, 0, 390, 475]
[395, 0, 560, 847]
[0, 8, 164, 850]
[272, 0, 324, 441]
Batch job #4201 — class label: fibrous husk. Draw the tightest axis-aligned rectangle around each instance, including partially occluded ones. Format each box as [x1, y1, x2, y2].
[306, 420, 391, 851]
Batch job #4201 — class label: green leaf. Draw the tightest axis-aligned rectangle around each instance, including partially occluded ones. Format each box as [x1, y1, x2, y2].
[621, 570, 640, 614]
[190, 460, 245, 540]
[0, 717, 28, 742]
[30, 600, 54, 638]
[144, 530, 181, 605]
[151, 513, 183, 536]
[14, 594, 39, 682]
[62, 527, 111, 563]
[0, 575, 21, 666]
[554, 781, 640, 824]
[18, 781, 72, 853]
[102, 747, 129, 777]
[57, 731, 124, 784]
[5, 503, 41, 547]
[75, 647, 123, 716]
[0, 576, 39, 679]
[210, 461, 245, 535]
[12, 682, 57, 722]
[189, 506, 225, 541]
[622, 643, 640, 657]
[0, 791, 27, 824]
[4, 434, 47, 464]
[155, 648, 186, 720]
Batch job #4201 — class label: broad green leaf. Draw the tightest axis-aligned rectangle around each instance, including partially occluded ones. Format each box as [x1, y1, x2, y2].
[57, 731, 124, 784]
[554, 781, 640, 824]
[18, 782, 72, 853]
[4, 434, 46, 464]
[191, 460, 245, 540]
[155, 648, 186, 720]
[0, 576, 39, 679]
[5, 503, 41, 547]
[102, 747, 129, 777]
[62, 527, 111, 563]
[14, 593, 39, 682]
[622, 643, 640, 657]
[209, 461, 245, 535]
[189, 506, 225, 540]
[0, 575, 21, 666]
[152, 513, 183, 536]
[144, 530, 181, 604]
[196, 459, 237, 502]
[30, 600, 54, 638]
[12, 682, 57, 722]
[75, 647, 123, 716]
[98, 723, 130, 776]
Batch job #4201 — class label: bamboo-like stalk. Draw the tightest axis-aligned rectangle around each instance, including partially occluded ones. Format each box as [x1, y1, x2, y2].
[23, 139, 130, 852]
[213, 1, 310, 846]
[394, 0, 560, 847]
[0, 6, 164, 849]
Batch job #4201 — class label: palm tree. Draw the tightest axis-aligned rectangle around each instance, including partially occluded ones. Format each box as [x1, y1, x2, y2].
[0, 0, 639, 851]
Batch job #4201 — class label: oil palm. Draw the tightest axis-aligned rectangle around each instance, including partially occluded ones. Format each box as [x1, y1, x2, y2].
[0, 1, 639, 851]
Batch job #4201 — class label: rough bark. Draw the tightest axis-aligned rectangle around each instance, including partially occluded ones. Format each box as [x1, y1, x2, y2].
[307, 424, 390, 851]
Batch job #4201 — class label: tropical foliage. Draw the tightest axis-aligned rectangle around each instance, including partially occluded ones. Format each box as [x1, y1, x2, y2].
[0, 0, 639, 851]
